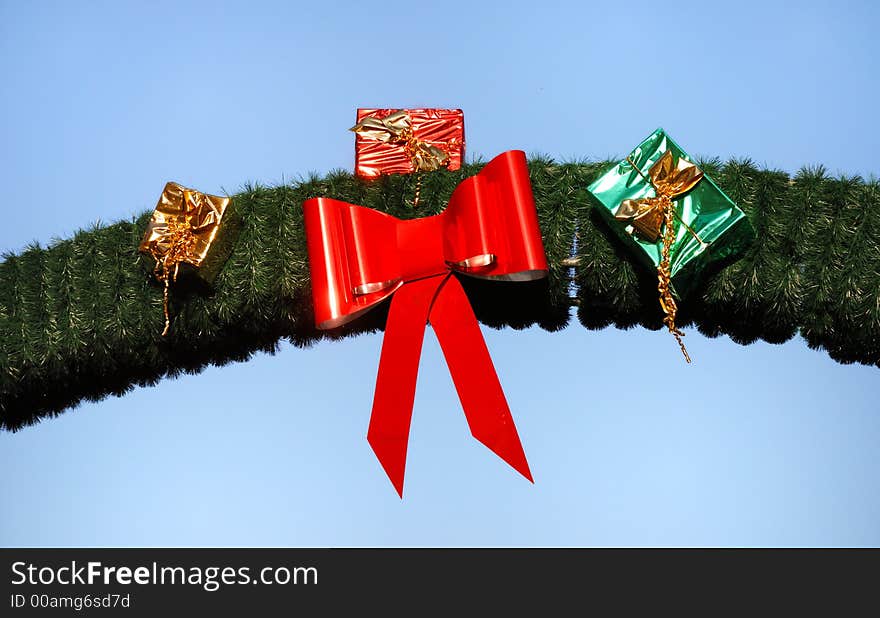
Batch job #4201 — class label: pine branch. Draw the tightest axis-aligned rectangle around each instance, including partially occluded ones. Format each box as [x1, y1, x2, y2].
[1, 159, 878, 430]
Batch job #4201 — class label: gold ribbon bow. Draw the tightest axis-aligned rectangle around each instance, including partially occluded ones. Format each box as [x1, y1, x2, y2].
[350, 110, 451, 206]
[616, 151, 705, 363]
[139, 182, 230, 336]
[617, 150, 704, 242]
[350, 110, 450, 172]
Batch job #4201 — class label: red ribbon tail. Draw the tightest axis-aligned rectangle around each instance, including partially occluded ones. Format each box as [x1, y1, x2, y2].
[430, 276, 533, 483]
[366, 276, 442, 497]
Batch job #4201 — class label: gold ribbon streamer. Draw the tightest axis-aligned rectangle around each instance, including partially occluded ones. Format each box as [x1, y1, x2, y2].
[152, 217, 197, 336]
[139, 183, 230, 336]
[350, 110, 451, 207]
[617, 151, 705, 363]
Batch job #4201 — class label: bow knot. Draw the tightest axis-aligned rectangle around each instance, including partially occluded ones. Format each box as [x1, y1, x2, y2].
[306, 150, 547, 331]
[614, 150, 704, 363]
[304, 150, 546, 495]
[351, 110, 450, 173]
[616, 150, 703, 242]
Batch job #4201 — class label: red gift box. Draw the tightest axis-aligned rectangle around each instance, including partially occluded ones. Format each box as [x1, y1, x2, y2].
[352, 108, 464, 179]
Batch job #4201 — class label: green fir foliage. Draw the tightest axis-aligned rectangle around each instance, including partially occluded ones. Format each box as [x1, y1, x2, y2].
[1, 160, 878, 429]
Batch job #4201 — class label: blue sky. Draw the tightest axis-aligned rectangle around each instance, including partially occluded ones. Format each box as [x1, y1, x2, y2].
[1, 0, 878, 546]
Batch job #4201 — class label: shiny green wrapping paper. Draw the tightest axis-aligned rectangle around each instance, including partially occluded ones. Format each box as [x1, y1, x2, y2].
[587, 128, 754, 298]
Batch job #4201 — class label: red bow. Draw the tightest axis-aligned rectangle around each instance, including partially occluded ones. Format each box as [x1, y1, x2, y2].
[303, 150, 547, 496]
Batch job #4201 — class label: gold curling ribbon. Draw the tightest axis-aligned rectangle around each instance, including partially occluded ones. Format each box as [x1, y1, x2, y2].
[350, 110, 451, 207]
[616, 151, 705, 363]
[139, 183, 230, 336]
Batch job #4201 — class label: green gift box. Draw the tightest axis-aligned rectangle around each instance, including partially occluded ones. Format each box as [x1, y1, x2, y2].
[587, 128, 754, 298]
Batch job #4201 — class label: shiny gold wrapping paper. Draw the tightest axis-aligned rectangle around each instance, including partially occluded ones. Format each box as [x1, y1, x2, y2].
[139, 182, 237, 284]
[139, 182, 238, 334]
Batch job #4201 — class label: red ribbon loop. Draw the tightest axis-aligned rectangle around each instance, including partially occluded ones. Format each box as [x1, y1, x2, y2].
[303, 150, 548, 495]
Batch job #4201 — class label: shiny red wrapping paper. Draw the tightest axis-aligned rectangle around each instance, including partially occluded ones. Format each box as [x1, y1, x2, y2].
[354, 108, 464, 178]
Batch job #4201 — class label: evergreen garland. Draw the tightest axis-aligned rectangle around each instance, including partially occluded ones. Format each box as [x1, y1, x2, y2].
[1, 158, 878, 430]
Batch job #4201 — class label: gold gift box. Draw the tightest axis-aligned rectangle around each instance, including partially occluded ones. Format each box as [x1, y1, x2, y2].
[139, 181, 239, 288]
